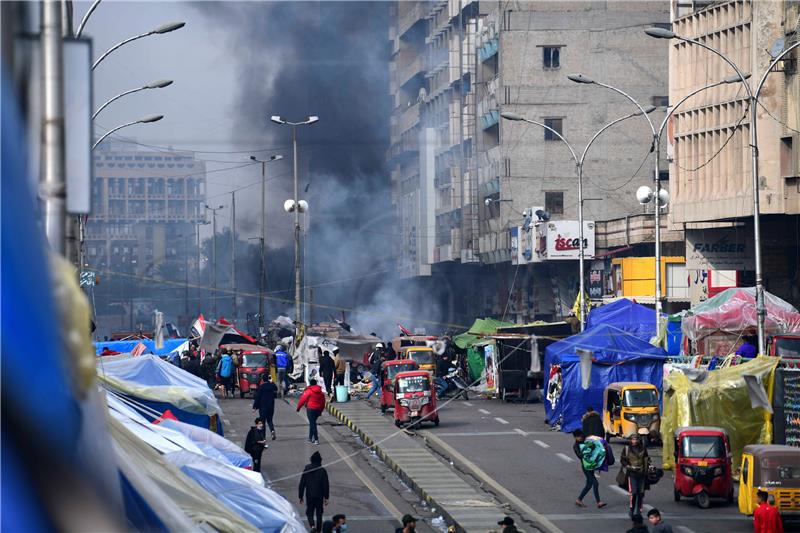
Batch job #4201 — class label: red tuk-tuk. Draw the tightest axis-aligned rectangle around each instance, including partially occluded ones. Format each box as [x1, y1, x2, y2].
[235, 349, 271, 398]
[673, 426, 734, 508]
[380, 359, 419, 413]
[393, 370, 439, 428]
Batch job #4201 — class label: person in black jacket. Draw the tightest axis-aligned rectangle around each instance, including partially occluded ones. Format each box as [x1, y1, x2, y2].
[318, 349, 335, 397]
[244, 418, 267, 472]
[299, 451, 329, 533]
[581, 406, 604, 438]
[252, 375, 278, 440]
[183, 353, 201, 378]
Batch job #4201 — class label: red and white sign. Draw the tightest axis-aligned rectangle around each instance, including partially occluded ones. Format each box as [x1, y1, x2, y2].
[545, 221, 595, 260]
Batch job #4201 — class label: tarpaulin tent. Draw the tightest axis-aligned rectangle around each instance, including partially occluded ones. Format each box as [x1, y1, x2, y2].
[586, 299, 662, 342]
[682, 287, 800, 342]
[453, 318, 514, 349]
[661, 356, 779, 471]
[544, 324, 668, 432]
[98, 354, 224, 435]
[95, 339, 188, 356]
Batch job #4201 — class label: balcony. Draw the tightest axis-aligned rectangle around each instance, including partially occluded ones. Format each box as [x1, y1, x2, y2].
[397, 53, 425, 88]
[397, 2, 429, 37]
[398, 102, 420, 133]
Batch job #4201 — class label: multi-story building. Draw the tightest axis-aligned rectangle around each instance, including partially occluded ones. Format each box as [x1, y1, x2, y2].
[668, 0, 799, 307]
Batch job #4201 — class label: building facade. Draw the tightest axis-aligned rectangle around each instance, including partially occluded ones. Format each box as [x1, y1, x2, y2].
[668, 0, 800, 307]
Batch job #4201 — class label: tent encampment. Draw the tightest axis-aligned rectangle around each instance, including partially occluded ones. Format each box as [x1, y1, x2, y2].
[544, 324, 668, 432]
[453, 318, 514, 349]
[586, 299, 661, 342]
[97, 354, 224, 435]
[95, 338, 188, 356]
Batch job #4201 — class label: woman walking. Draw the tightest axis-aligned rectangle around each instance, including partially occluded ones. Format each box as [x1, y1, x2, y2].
[572, 430, 608, 509]
[621, 433, 649, 519]
[297, 378, 327, 444]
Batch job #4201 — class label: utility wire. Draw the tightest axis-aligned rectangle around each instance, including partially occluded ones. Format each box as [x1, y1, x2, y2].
[675, 101, 750, 173]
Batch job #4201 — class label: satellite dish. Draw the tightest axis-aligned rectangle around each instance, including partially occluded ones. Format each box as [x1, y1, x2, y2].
[534, 209, 551, 221]
[769, 37, 786, 59]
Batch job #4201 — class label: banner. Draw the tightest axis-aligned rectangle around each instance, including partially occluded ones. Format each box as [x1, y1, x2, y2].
[484, 344, 498, 393]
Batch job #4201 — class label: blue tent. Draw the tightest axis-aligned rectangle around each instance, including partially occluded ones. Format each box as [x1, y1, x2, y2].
[586, 298, 661, 341]
[95, 339, 188, 356]
[544, 324, 667, 432]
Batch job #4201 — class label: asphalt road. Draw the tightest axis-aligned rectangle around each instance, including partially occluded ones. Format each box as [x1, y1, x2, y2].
[218, 391, 441, 533]
[408, 395, 754, 533]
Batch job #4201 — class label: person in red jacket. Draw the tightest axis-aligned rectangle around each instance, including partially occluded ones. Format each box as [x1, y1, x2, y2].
[297, 379, 326, 444]
[754, 491, 783, 533]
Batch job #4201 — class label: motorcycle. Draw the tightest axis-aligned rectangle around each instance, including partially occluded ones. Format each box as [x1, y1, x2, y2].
[434, 367, 470, 401]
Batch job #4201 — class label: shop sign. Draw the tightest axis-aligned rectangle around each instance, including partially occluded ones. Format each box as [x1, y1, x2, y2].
[686, 228, 754, 270]
[588, 269, 604, 299]
[545, 221, 595, 260]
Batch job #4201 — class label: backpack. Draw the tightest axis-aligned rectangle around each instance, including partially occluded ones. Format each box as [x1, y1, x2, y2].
[219, 356, 233, 378]
[580, 439, 606, 471]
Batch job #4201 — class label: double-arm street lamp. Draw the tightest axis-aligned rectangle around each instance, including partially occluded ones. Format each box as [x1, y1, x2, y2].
[645, 26, 800, 355]
[501, 104, 655, 330]
[269, 115, 319, 329]
[248, 154, 284, 333]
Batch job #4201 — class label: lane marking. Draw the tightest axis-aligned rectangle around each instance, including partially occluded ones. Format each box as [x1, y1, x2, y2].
[556, 453, 575, 463]
[420, 430, 564, 533]
[514, 428, 527, 436]
[677, 527, 699, 533]
[534, 440, 550, 449]
[463, 401, 473, 407]
[478, 408, 491, 415]
[608, 484, 629, 497]
[437, 431, 520, 437]
[495, 417, 510, 425]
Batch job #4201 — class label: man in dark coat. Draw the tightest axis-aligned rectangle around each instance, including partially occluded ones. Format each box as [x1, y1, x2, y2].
[253, 375, 278, 440]
[183, 354, 201, 378]
[581, 406, 605, 438]
[318, 349, 335, 396]
[244, 418, 267, 472]
[200, 353, 218, 390]
[299, 451, 329, 533]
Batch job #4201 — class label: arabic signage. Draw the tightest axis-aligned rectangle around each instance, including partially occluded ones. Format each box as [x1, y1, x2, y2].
[545, 221, 595, 260]
[510, 226, 534, 265]
[686, 228, 754, 270]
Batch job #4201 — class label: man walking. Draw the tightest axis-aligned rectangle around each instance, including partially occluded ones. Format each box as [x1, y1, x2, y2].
[581, 406, 604, 438]
[394, 514, 418, 533]
[297, 378, 326, 444]
[572, 430, 607, 509]
[216, 349, 235, 398]
[253, 375, 278, 440]
[332, 348, 346, 393]
[299, 451, 329, 533]
[321, 514, 346, 533]
[753, 490, 783, 533]
[274, 344, 291, 397]
[319, 349, 335, 398]
[646, 508, 673, 533]
[244, 418, 267, 472]
[621, 433, 649, 519]
[364, 343, 384, 401]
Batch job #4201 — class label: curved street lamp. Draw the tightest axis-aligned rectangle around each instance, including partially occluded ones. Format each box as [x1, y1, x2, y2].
[92, 79, 173, 119]
[92, 21, 186, 70]
[92, 114, 163, 150]
[645, 26, 800, 354]
[501, 105, 655, 330]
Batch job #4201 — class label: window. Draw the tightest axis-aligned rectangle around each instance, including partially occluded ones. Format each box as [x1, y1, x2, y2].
[542, 46, 561, 69]
[652, 95, 669, 107]
[545, 191, 564, 215]
[543, 118, 563, 141]
[658, 171, 669, 182]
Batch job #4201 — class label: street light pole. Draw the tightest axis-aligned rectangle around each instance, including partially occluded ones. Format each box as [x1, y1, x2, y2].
[501, 106, 654, 330]
[231, 191, 237, 321]
[92, 114, 163, 150]
[205, 204, 224, 318]
[92, 21, 185, 70]
[92, 79, 172, 119]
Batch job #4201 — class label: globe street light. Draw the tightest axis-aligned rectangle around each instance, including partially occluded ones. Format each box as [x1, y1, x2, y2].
[249, 154, 283, 333]
[92, 21, 186, 70]
[501, 105, 655, 330]
[92, 79, 173, 119]
[270, 115, 319, 328]
[644, 27, 800, 354]
[92, 114, 163, 150]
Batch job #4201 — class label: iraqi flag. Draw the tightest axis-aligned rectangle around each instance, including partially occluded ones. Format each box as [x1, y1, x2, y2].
[190, 314, 206, 338]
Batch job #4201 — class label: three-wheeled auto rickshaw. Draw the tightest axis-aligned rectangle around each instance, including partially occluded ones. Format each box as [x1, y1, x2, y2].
[393, 370, 439, 428]
[379, 359, 419, 413]
[236, 350, 271, 398]
[603, 382, 661, 445]
[673, 426, 734, 508]
[739, 444, 800, 517]
[402, 346, 437, 374]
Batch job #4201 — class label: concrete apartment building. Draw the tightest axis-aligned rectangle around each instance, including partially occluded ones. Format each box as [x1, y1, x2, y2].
[389, 1, 677, 323]
[668, 0, 800, 307]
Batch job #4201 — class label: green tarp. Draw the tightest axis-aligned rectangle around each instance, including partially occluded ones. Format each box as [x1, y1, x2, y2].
[453, 318, 514, 349]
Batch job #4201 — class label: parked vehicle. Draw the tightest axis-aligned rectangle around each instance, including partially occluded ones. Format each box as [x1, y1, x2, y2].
[236, 351, 271, 398]
[739, 444, 800, 517]
[434, 367, 469, 400]
[603, 382, 661, 445]
[379, 359, 419, 414]
[402, 346, 437, 374]
[673, 426, 734, 508]
[393, 370, 439, 428]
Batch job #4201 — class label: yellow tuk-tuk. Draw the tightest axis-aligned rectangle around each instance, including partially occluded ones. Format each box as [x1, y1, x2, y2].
[602, 382, 661, 444]
[738, 444, 800, 516]
[403, 346, 437, 374]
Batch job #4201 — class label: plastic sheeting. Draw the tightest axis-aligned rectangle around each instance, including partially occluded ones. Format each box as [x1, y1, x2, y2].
[159, 419, 252, 469]
[660, 356, 779, 471]
[544, 324, 668, 431]
[97, 354, 221, 417]
[454, 318, 514, 349]
[681, 287, 800, 342]
[95, 339, 188, 356]
[586, 299, 662, 342]
[166, 450, 305, 533]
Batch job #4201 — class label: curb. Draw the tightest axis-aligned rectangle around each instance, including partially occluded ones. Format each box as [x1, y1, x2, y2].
[327, 402, 470, 533]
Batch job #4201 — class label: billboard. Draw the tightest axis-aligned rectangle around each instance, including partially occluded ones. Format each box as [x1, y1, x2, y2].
[545, 221, 595, 260]
[686, 228, 754, 270]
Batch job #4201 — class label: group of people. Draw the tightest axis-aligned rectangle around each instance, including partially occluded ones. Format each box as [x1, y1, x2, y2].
[316, 347, 349, 400]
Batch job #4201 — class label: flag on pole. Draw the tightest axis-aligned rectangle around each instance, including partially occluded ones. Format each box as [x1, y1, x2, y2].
[130, 342, 147, 356]
[191, 314, 206, 338]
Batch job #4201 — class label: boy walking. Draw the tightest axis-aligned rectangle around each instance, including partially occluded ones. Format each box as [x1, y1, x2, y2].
[244, 418, 267, 472]
[299, 451, 329, 533]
